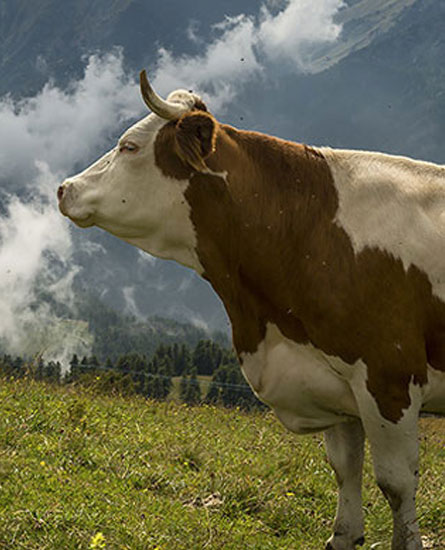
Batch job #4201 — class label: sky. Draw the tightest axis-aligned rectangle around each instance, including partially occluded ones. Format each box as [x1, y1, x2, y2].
[0, 0, 347, 363]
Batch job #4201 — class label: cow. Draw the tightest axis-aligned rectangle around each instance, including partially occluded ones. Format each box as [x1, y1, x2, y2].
[58, 70, 445, 550]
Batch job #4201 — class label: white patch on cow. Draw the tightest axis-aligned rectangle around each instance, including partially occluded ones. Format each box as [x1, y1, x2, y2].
[324, 420, 365, 550]
[320, 147, 445, 301]
[59, 96, 204, 273]
[350, 364, 423, 549]
[240, 323, 359, 433]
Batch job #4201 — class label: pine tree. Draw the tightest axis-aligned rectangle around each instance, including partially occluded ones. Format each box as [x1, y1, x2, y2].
[206, 363, 262, 410]
[36, 356, 45, 381]
[180, 366, 201, 405]
[175, 344, 192, 376]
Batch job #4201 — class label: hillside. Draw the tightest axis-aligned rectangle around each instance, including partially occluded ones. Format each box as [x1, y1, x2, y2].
[0, 377, 443, 549]
[0, 0, 259, 97]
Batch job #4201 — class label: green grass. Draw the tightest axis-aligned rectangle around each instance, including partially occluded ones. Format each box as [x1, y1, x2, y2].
[0, 377, 443, 550]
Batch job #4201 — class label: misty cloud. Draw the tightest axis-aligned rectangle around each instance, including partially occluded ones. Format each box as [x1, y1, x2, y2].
[0, 52, 142, 365]
[0, 50, 144, 188]
[0, 164, 78, 361]
[153, 0, 345, 111]
[154, 15, 260, 111]
[259, 0, 344, 66]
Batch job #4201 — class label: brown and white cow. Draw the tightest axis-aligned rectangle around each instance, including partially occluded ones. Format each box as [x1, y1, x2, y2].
[58, 70, 445, 550]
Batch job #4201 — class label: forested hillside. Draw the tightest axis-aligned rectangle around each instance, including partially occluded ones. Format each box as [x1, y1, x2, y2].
[74, 292, 229, 361]
[0, 335, 263, 410]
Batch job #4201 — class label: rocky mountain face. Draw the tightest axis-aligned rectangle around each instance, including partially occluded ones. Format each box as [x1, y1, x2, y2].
[1, 0, 444, 334]
[0, 0, 259, 97]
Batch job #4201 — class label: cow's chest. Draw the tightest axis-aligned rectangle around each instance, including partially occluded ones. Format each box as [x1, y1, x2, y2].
[239, 323, 359, 433]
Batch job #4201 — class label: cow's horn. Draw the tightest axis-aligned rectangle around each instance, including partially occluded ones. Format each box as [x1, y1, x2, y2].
[139, 70, 187, 120]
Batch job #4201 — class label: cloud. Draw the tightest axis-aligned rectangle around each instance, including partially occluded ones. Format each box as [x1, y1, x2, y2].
[0, 165, 77, 361]
[153, 0, 345, 111]
[259, 0, 344, 66]
[0, 50, 144, 188]
[122, 286, 143, 319]
[0, 52, 142, 367]
[154, 15, 260, 112]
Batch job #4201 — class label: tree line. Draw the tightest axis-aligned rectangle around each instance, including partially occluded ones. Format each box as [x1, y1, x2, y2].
[0, 340, 263, 410]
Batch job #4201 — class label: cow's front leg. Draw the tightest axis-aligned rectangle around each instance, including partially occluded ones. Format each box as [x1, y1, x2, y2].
[351, 373, 423, 550]
[324, 419, 365, 550]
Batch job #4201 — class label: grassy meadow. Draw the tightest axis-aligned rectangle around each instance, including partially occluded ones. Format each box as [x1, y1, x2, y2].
[0, 377, 443, 550]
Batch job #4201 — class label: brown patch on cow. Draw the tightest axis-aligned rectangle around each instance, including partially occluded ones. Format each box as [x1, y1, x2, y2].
[154, 113, 445, 423]
[176, 112, 217, 172]
[154, 111, 217, 179]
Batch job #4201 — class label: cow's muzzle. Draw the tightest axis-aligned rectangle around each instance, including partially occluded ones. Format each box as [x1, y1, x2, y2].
[57, 180, 94, 227]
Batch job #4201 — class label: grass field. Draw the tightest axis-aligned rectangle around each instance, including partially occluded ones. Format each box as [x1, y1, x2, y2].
[0, 377, 443, 550]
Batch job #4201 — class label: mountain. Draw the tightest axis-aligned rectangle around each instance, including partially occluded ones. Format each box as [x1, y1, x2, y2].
[235, 0, 445, 164]
[0, 0, 259, 98]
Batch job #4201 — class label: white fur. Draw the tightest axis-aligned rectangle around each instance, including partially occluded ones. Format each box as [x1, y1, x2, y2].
[240, 323, 359, 433]
[324, 420, 365, 550]
[59, 106, 204, 273]
[320, 147, 445, 301]
[350, 365, 423, 550]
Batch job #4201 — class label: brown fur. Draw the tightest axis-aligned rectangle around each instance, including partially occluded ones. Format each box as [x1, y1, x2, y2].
[154, 113, 445, 422]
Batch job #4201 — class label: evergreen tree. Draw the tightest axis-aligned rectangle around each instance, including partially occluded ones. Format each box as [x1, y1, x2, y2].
[146, 357, 172, 400]
[206, 363, 262, 410]
[12, 356, 25, 378]
[67, 354, 80, 383]
[45, 360, 61, 384]
[175, 344, 192, 376]
[35, 356, 45, 381]
[180, 366, 201, 405]
[116, 353, 148, 394]
[89, 355, 99, 367]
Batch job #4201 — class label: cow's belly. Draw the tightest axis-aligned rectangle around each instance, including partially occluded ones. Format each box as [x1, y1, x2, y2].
[240, 323, 359, 434]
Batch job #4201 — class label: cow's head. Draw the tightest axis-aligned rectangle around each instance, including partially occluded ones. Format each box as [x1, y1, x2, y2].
[57, 70, 218, 271]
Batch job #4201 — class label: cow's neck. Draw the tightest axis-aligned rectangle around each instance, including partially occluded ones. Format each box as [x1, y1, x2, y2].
[184, 125, 341, 355]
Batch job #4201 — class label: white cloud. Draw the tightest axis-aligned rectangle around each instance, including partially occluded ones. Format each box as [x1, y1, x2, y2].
[153, 0, 344, 112]
[154, 15, 260, 111]
[0, 52, 142, 366]
[0, 170, 73, 355]
[0, 50, 144, 186]
[122, 286, 143, 319]
[259, 0, 344, 67]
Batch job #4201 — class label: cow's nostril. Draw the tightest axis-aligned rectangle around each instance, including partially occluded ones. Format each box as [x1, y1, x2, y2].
[57, 185, 64, 200]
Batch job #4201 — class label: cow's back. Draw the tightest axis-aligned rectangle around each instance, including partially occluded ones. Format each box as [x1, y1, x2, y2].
[321, 147, 445, 302]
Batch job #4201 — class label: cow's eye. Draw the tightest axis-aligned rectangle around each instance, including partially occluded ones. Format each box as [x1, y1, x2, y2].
[119, 141, 139, 153]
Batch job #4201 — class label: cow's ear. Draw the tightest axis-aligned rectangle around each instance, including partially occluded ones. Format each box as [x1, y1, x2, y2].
[175, 111, 217, 172]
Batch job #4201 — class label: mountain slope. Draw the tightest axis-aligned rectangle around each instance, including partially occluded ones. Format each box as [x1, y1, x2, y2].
[0, 0, 259, 97]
